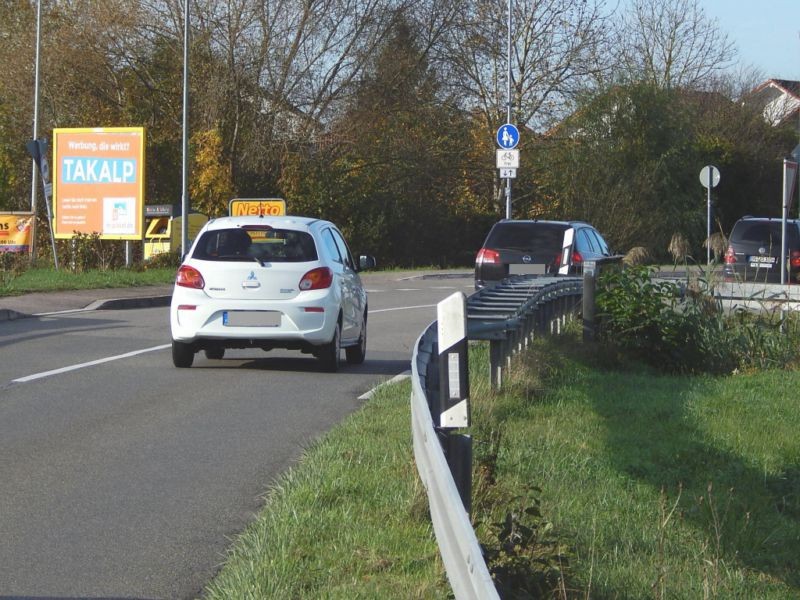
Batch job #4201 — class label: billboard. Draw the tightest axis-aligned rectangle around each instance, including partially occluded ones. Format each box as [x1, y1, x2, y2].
[0, 213, 34, 254]
[52, 127, 145, 239]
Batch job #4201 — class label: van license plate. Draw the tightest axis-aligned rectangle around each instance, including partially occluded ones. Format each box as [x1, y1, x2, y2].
[223, 311, 280, 327]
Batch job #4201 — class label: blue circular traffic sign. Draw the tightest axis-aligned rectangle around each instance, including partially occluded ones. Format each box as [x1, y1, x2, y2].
[496, 123, 519, 149]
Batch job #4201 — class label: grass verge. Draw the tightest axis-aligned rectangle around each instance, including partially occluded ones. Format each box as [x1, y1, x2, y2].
[203, 381, 450, 599]
[474, 333, 800, 598]
[0, 266, 177, 296]
[203, 332, 800, 598]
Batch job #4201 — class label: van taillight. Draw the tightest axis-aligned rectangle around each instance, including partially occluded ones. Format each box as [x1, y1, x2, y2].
[572, 250, 583, 264]
[724, 245, 736, 264]
[791, 251, 800, 268]
[299, 267, 333, 290]
[476, 248, 501, 264]
[176, 265, 205, 289]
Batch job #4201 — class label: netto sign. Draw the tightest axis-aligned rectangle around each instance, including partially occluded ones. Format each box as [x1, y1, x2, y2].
[228, 198, 286, 216]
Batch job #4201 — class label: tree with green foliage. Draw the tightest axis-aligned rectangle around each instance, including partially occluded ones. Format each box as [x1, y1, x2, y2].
[281, 13, 493, 266]
[532, 81, 795, 259]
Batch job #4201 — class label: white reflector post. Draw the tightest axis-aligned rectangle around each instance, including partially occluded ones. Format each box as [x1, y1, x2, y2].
[437, 292, 469, 428]
[559, 227, 575, 275]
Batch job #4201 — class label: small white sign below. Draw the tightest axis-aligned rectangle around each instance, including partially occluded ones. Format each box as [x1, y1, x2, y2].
[496, 149, 520, 169]
[499, 168, 517, 179]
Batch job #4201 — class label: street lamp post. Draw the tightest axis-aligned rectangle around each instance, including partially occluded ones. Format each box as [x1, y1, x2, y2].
[181, 0, 190, 256]
[30, 0, 42, 259]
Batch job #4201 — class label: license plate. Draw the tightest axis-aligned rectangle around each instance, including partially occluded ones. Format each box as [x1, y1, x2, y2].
[748, 256, 775, 268]
[223, 310, 280, 327]
[510, 263, 546, 275]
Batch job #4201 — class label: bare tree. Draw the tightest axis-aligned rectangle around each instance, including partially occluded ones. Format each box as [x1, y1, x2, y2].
[437, 0, 612, 131]
[613, 0, 736, 90]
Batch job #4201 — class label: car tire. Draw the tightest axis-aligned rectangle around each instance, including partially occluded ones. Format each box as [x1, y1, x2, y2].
[172, 340, 194, 368]
[204, 347, 225, 360]
[318, 321, 341, 372]
[345, 312, 367, 365]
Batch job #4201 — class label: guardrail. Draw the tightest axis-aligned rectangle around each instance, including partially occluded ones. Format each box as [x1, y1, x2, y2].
[466, 275, 583, 388]
[411, 274, 588, 599]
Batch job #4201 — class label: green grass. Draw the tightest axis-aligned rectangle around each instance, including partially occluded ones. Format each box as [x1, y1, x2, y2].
[203, 382, 450, 599]
[476, 335, 800, 598]
[202, 334, 800, 598]
[0, 266, 176, 296]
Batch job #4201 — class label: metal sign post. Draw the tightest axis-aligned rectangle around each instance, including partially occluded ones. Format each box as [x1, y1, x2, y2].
[699, 165, 720, 266]
[782, 158, 798, 284]
[26, 138, 58, 269]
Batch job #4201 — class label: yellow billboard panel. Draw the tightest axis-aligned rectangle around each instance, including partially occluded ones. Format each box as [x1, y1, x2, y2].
[52, 127, 145, 240]
[228, 198, 286, 217]
[0, 213, 35, 254]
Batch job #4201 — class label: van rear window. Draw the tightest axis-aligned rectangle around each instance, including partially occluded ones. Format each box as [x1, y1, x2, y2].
[485, 223, 567, 253]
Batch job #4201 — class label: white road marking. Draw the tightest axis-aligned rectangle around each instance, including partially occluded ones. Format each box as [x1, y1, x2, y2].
[369, 304, 437, 314]
[12, 301, 438, 384]
[358, 371, 411, 400]
[12, 344, 171, 383]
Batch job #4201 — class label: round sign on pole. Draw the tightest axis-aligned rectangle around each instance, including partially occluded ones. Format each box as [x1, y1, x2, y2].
[699, 165, 720, 189]
[496, 123, 519, 149]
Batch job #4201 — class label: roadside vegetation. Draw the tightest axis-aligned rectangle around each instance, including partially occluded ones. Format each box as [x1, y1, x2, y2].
[203, 268, 800, 598]
[200, 331, 800, 598]
[0, 246, 178, 296]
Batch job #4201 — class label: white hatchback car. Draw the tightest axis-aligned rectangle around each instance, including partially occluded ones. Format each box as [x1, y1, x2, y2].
[169, 215, 373, 371]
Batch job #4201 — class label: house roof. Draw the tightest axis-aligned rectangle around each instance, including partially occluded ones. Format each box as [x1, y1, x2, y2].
[753, 78, 800, 99]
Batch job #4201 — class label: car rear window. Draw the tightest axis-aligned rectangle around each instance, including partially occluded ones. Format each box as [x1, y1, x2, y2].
[732, 221, 799, 246]
[193, 228, 318, 262]
[484, 222, 568, 253]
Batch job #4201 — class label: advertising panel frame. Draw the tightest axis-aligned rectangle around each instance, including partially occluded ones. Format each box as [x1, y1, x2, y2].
[0, 212, 35, 254]
[52, 127, 145, 240]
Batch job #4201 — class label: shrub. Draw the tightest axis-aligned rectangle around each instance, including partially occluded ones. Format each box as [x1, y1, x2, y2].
[595, 266, 800, 374]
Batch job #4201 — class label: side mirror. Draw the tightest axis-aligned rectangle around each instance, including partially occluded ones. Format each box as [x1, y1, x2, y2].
[358, 255, 376, 271]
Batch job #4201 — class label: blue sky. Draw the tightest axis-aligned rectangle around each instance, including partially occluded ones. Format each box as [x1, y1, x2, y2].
[699, 0, 800, 80]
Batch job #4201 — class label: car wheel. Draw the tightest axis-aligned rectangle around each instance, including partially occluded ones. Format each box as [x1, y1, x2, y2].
[204, 347, 224, 360]
[172, 340, 194, 368]
[318, 321, 341, 372]
[345, 312, 367, 365]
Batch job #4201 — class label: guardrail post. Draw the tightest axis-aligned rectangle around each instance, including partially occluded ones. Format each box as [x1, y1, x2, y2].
[583, 262, 596, 342]
[490, 339, 503, 389]
[437, 293, 472, 514]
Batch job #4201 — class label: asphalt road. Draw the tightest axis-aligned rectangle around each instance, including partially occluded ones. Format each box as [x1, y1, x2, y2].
[0, 271, 474, 599]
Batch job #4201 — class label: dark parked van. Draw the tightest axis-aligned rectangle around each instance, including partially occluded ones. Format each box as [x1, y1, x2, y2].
[723, 216, 800, 283]
[474, 219, 613, 289]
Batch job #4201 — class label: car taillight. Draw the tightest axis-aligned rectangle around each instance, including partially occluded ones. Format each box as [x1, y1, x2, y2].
[572, 250, 583, 264]
[476, 248, 501, 264]
[299, 267, 333, 290]
[724, 245, 736, 264]
[791, 250, 800, 268]
[176, 265, 205, 289]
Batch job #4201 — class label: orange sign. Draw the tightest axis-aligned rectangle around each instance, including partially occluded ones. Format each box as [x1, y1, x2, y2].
[52, 127, 145, 239]
[0, 213, 34, 253]
[228, 198, 286, 216]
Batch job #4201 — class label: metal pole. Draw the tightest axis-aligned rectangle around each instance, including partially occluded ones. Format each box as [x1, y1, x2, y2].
[30, 0, 42, 260]
[707, 183, 711, 265]
[505, 0, 512, 219]
[782, 158, 788, 284]
[180, 0, 190, 257]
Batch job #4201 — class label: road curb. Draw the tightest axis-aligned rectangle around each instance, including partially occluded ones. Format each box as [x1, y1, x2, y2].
[0, 294, 172, 322]
[0, 308, 25, 321]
